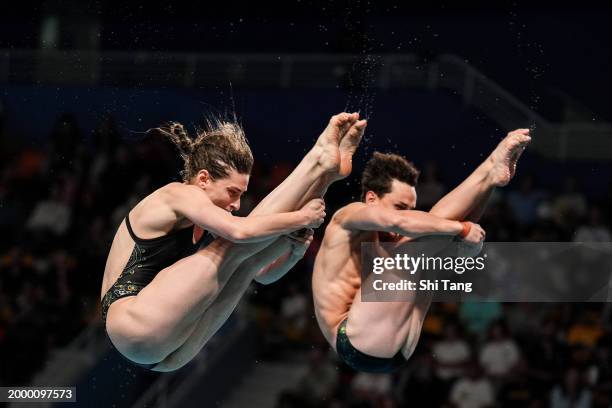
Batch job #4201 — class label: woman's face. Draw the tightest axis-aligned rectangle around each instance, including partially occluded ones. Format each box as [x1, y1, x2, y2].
[198, 169, 250, 213]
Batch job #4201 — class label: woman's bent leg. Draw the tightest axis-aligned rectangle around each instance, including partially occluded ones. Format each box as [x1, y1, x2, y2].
[152, 237, 293, 371]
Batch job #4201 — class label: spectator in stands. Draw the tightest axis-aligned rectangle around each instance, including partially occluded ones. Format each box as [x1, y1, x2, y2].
[591, 335, 612, 407]
[507, 175, 546, 226]
[504, 303, 546, 341]
[397, 351, 445, 406]
[523, 318, 567, 395]
[294, 348, 338, 407]
[497, 359, 541, 407]
[573, 207, 611, 242]
[351, 371, 395, 407]
[550, 367, 591, 408]
[25, 188, 70, 237]
[433, 322, 471, 391]
[459, 302, 502, 339]
[476, 200, 516, 241]
[553, 177, 587, 227]
[449, 361, 494, 408]
[479, 321, 520, 380]
[280, 283, 309, 344]
[566, 312, 603, 348]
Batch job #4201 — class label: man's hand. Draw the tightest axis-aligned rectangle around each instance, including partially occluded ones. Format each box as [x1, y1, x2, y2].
[461, 221, 486, 244]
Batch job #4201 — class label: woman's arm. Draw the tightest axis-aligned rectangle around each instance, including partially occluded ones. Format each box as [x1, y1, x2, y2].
[167, 184, 325, 243]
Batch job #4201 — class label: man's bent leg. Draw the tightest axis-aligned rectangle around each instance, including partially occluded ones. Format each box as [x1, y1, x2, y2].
[429, 129, 530, 221]
[429, 158, 495, 221]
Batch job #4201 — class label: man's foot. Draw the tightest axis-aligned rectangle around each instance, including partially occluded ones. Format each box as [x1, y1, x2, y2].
[338, 118, 367, 178]
[487, 128, 531, 187]
[313, 112, 358, 175]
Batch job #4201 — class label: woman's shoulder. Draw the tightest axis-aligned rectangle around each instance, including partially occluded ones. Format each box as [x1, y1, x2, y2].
[142, 182, 183, 203]
[157, 182, 210, 206]
[159, 182, 200, 196]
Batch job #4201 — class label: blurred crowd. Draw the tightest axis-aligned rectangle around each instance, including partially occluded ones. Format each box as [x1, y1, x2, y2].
[1, 110, 612, 408]
[273, 301, 612, 408]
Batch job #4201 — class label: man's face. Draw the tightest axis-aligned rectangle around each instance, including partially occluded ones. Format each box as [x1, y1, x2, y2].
[367, 179, 417, 211]
[366, 179, 417, 241]
[202, 169, 250, 213]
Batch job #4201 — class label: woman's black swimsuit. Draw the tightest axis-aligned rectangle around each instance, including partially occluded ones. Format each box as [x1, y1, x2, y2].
[101, 214, 213, 369]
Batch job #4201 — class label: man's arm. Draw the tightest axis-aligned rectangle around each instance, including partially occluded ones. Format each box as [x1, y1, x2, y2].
[338, 202, 464, 238]
[167, 184, 325, 243]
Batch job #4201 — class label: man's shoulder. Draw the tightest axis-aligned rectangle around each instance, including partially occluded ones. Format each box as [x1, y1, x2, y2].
[325, 202, 369, 238]
[333, 201, 366, 218]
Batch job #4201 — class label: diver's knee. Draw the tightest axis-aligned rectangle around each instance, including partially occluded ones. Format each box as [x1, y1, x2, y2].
[151, 350, 192, 372]
[107, 316, 177, 364]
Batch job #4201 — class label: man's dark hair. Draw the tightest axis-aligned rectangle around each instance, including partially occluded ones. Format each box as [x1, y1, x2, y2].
[361, 152, 420, 201]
